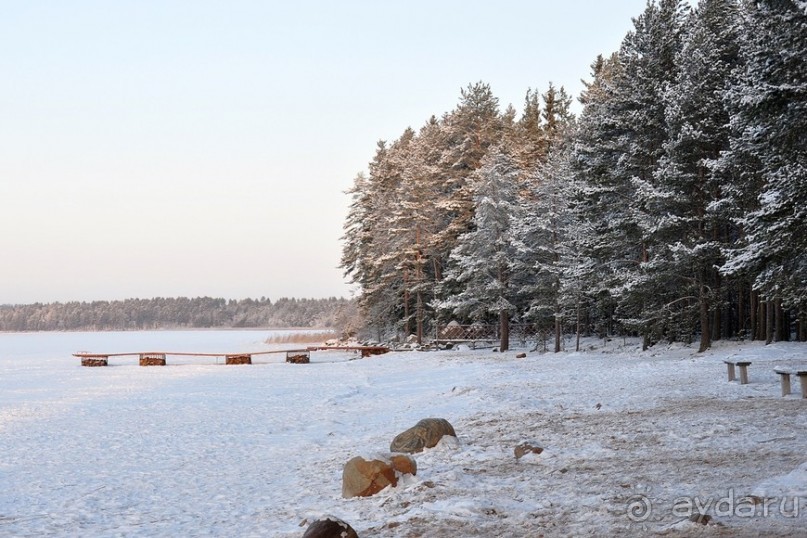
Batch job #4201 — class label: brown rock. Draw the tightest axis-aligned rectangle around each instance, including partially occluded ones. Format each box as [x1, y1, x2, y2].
[342, 456, 397, 498]
[389, 454, 417, 476]
[516, 353, 527, 359]
[302, 516, 359, 538]
[390, 418, 457, 454]
[514, 442, 544, 460]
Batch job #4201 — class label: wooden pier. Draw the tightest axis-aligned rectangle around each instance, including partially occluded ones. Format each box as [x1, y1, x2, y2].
[74, 345, 390, 366]
[305, 345, 390, 358]
[74, 349, 303, 366]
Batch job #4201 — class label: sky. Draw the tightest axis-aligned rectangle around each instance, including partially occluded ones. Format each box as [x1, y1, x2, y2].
[0, 0, 655, 305]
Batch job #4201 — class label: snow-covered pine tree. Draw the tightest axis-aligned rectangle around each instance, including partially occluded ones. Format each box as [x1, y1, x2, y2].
[651, 0, 742, 351]
[567, 54, 624, 339]
[341, 131, 416, 338]
[392, 117, 450, 342]
[513, 84, 575, 353]
[434, 82, 503, 270]
[721, 0, 807, 342]
[604, 0, 689, 349]
[437, 147, 523, 351]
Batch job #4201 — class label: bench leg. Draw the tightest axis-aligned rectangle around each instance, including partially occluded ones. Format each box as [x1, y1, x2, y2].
[779, 374, 792, 397]
[726, 362, 736, 382]
[738, 364, 750, 385]
[798, 374, 807, 399]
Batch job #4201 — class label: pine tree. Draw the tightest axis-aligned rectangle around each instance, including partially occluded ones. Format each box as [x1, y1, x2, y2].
[438, 147, 522, 351]
[568, 52, 635, 339]
[513, 84, 575, 352]
[435, 82, 503, 267]
[651, 0, 742, 351]
[603, 0, 689, 348]
[721, 0, 807, 340]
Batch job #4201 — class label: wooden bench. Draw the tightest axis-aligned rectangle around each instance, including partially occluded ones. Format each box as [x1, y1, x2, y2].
[773, 367, 807, 398]
[724, 360, 752, 384]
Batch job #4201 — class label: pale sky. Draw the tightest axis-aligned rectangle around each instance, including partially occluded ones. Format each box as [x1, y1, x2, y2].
[0, 0, 652, 305]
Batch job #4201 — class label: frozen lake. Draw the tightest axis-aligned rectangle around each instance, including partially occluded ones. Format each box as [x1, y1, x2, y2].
[1, 332, 806, 536]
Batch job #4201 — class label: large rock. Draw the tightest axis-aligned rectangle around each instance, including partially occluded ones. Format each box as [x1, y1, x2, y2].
[390, 418, 457, 454]
[440, 320, 464, 339]
[302, 516, 359, 538]
[342, 456, 397, 498]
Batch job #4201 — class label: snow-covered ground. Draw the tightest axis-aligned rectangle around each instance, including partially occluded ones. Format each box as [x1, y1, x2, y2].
[1, 331, 806, 537]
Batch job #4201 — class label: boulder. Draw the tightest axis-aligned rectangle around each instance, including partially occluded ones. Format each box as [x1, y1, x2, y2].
[342, 456, 397, 498]
[390, 418, 457, 454]
[440, 320, 464, 339]
[302, 516, 359, 538]
[516, 352, 527, 359]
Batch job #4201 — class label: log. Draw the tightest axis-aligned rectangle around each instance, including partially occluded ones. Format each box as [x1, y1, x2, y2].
[139, 353, 166, 366]
[286, 351, 310, 364]
[225, 354, 252, 365]
[81, 357, 108, 367]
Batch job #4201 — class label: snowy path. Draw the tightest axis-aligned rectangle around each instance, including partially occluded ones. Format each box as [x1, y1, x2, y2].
[1, 335, 806, 537]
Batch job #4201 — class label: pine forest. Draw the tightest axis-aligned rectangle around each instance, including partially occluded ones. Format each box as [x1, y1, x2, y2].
[340, 0, 807, 352]
[0, 297, 355, 332]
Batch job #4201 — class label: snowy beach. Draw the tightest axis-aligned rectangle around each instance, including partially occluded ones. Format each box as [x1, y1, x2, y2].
[1, 331, 806, 537]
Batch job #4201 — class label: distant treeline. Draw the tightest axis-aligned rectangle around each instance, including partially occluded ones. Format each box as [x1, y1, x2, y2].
[0, 297, 356, 332]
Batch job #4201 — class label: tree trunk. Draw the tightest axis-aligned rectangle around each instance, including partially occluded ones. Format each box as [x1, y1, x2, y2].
[774, 298, 783, 342]
[416, 291, 423, 345]
[698, 284, 711, 353]
[403, 281, 411, 338]
[737, 283, 745, 338]
[766, 300, 774, 344]
[499, 310, 509, 352]
[575, 301, 581, 352]
[757, 294, 766, 341]
[711, 272, 721, 342]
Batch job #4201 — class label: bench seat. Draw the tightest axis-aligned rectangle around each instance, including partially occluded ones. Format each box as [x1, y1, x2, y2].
[773, 367, 807, 398]
[723, 360, 752, 384]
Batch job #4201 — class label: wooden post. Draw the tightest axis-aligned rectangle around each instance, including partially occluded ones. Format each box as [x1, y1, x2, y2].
[797, 372, 807, 399]
[724, 361, 736, 382]
[775, 369, 791, 397]
[737, 361, 751, 385]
